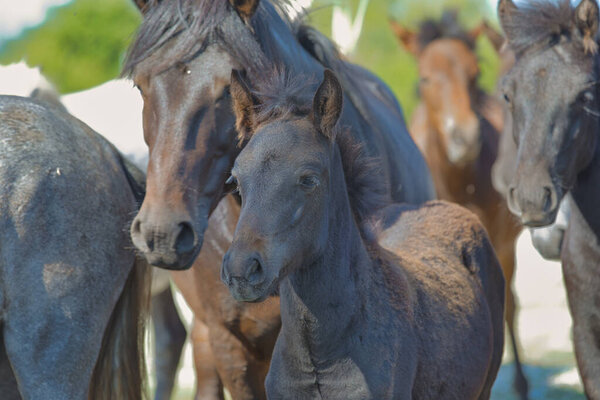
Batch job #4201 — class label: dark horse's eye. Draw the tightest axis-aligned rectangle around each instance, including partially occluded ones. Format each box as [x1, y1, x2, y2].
[503, 93, 510, 103]
[299, 175, 319, 190]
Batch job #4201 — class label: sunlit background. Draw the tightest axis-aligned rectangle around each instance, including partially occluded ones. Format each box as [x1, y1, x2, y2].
[0, 1, 584, 399]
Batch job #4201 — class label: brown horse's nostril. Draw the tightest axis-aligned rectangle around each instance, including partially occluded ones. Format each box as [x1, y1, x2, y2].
[175, 221, 196, 254]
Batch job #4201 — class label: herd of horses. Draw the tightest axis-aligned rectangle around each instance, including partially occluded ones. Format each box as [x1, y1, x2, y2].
[0, 0, 599, 398]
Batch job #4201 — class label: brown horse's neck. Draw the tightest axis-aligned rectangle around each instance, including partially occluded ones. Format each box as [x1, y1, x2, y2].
[279, 157, 377, 355]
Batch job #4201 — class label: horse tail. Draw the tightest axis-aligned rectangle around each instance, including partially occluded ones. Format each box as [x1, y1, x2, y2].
[88, 257, 151, 400]
[88, 151, 150, 400]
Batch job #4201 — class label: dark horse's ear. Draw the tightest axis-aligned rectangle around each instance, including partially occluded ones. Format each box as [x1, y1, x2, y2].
[389, 19, 419, 56]
[497, 0, 518, 43]
[575, 0, 599, 55]
[229, 0, 260, 24]
[231, 70, 258, 143]
[312, 70, 343, 141]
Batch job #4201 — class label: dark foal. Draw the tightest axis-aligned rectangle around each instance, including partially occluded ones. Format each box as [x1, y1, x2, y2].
[498, 0, 600, 397]
[391, 14, 527, 399]
[222, 69, 505, 399]
[0, 95, 149, 399]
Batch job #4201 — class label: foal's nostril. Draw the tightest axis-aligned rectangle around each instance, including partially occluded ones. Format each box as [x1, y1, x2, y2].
[175, 221, 196, 254]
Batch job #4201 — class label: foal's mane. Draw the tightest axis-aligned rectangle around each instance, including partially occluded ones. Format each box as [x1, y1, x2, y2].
[250, 68, 389, 232]
[501, 0, 582, 55]
[417, 10, 476, 50]
[122, 0, 293, 76]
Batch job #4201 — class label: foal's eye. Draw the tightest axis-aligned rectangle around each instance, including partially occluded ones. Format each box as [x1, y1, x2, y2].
[299, 175, 319, 190]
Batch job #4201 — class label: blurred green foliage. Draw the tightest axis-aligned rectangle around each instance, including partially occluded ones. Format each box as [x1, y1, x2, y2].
[0, 0, 140, 93]
[0, 0, 501, 119]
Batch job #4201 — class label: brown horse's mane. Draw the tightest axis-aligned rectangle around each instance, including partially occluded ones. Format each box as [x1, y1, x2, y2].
[501, 0, 582, 55]
[417, 10, 476, 51]
[249, 67, 389, 235]
[122, 0, 294, 77]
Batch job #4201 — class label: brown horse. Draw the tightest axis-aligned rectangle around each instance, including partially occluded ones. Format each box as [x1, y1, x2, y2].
[222, 68, 505, 399]
[391, 14, 528, 399]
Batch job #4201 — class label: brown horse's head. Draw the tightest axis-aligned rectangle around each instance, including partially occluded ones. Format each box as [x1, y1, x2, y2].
[124, 0, 268, 269]
[391, 13, 487, 165]
[499, 0, 599, 226]
[222, 69, 347, 302]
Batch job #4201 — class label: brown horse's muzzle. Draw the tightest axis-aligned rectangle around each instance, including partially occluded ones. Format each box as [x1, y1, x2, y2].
[130, 206, 202, 270]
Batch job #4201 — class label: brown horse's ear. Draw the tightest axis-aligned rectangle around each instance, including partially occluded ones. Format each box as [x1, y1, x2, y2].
[471, 21, 505, 53]
[389, 19, 419, 56]
[498, 0, 518, 42]
[229, 0, 260, 23]
[230, 70, 258, 143]
[312, 70, 343, 141]
[575, 0, 599, 55]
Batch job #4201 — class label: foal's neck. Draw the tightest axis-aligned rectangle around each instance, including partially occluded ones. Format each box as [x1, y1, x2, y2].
[279, 161, 374, 352]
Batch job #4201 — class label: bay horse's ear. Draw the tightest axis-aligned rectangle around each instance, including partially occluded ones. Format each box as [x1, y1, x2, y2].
[312, 70, 343, 141]
[229, 0, 260, 24]
[575, 0, 599, 55]
[469, 21, 505, 53]
[231, 70, 258, 143]
[131, 0, 154, 14]
[389, 19, 419, 56]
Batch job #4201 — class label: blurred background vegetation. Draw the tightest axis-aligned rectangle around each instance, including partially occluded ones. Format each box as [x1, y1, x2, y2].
[0, 0, 499, 119]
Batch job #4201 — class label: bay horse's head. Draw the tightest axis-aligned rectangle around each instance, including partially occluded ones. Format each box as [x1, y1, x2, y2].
[499, 0, 600, 227]
[124, 0, 271, 269]
[391, 12, 487, 165]
[222, 69, 384, 302]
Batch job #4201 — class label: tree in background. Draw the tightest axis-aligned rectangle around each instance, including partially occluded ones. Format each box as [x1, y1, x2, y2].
[0, 0, 140, 93]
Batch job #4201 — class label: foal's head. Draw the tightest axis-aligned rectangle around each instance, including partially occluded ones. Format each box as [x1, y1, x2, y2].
[499, 0, 600, 226]
[391, 12, 486, 165]
[221, 70, 356, 302]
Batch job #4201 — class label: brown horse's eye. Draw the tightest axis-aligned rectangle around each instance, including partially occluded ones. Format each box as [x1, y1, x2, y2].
[420, 77, 430, 85]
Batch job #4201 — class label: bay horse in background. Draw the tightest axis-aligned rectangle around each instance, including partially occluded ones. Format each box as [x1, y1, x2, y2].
[391, 12, 528, 399]
[0, 93, 149, 399]
[122, 0, 434, 397]
[498, 0, 600, 397]
[222, 68, 505, 399]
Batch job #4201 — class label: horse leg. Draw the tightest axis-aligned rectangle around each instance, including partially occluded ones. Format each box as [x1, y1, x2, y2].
[497, 244, 529, 400]
[208, 324, 268, 400]
[0, 326, 20, 400]
[561, 213, 600, 399]
[151, 285, 188, 400]
[191, 319, 224, 400]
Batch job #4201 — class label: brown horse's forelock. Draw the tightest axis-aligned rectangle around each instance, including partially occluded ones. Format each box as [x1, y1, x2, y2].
[417, 10, 476, 51]
[122, 0, 295, 78]
[502, 0, 580, 56]
[250, 67, 390, 236]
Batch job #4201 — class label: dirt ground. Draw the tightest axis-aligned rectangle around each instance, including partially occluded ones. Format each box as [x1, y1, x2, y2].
[148, 230, 584, 400]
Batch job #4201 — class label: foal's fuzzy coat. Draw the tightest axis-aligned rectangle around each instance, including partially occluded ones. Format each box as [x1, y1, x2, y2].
[222, 69, 505, 399]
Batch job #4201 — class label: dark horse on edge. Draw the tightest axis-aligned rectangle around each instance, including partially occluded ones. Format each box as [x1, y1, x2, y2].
[498, 0, 600, 397]
[390, 13, 528, 399]
[123, 0, 434, 398]
[222, 68, 505, 399]
[0, 94, 149, 399]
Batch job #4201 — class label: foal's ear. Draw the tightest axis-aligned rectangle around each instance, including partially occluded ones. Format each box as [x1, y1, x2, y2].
[230, 70, 258, 143]
[575, 0, 599, 55]
[389, 19, 419, 56]
[497, 0, 518, 43]
[469, 21, 505, 53]
[229, 0, 260, 23]
[312, 70, 343, 141]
